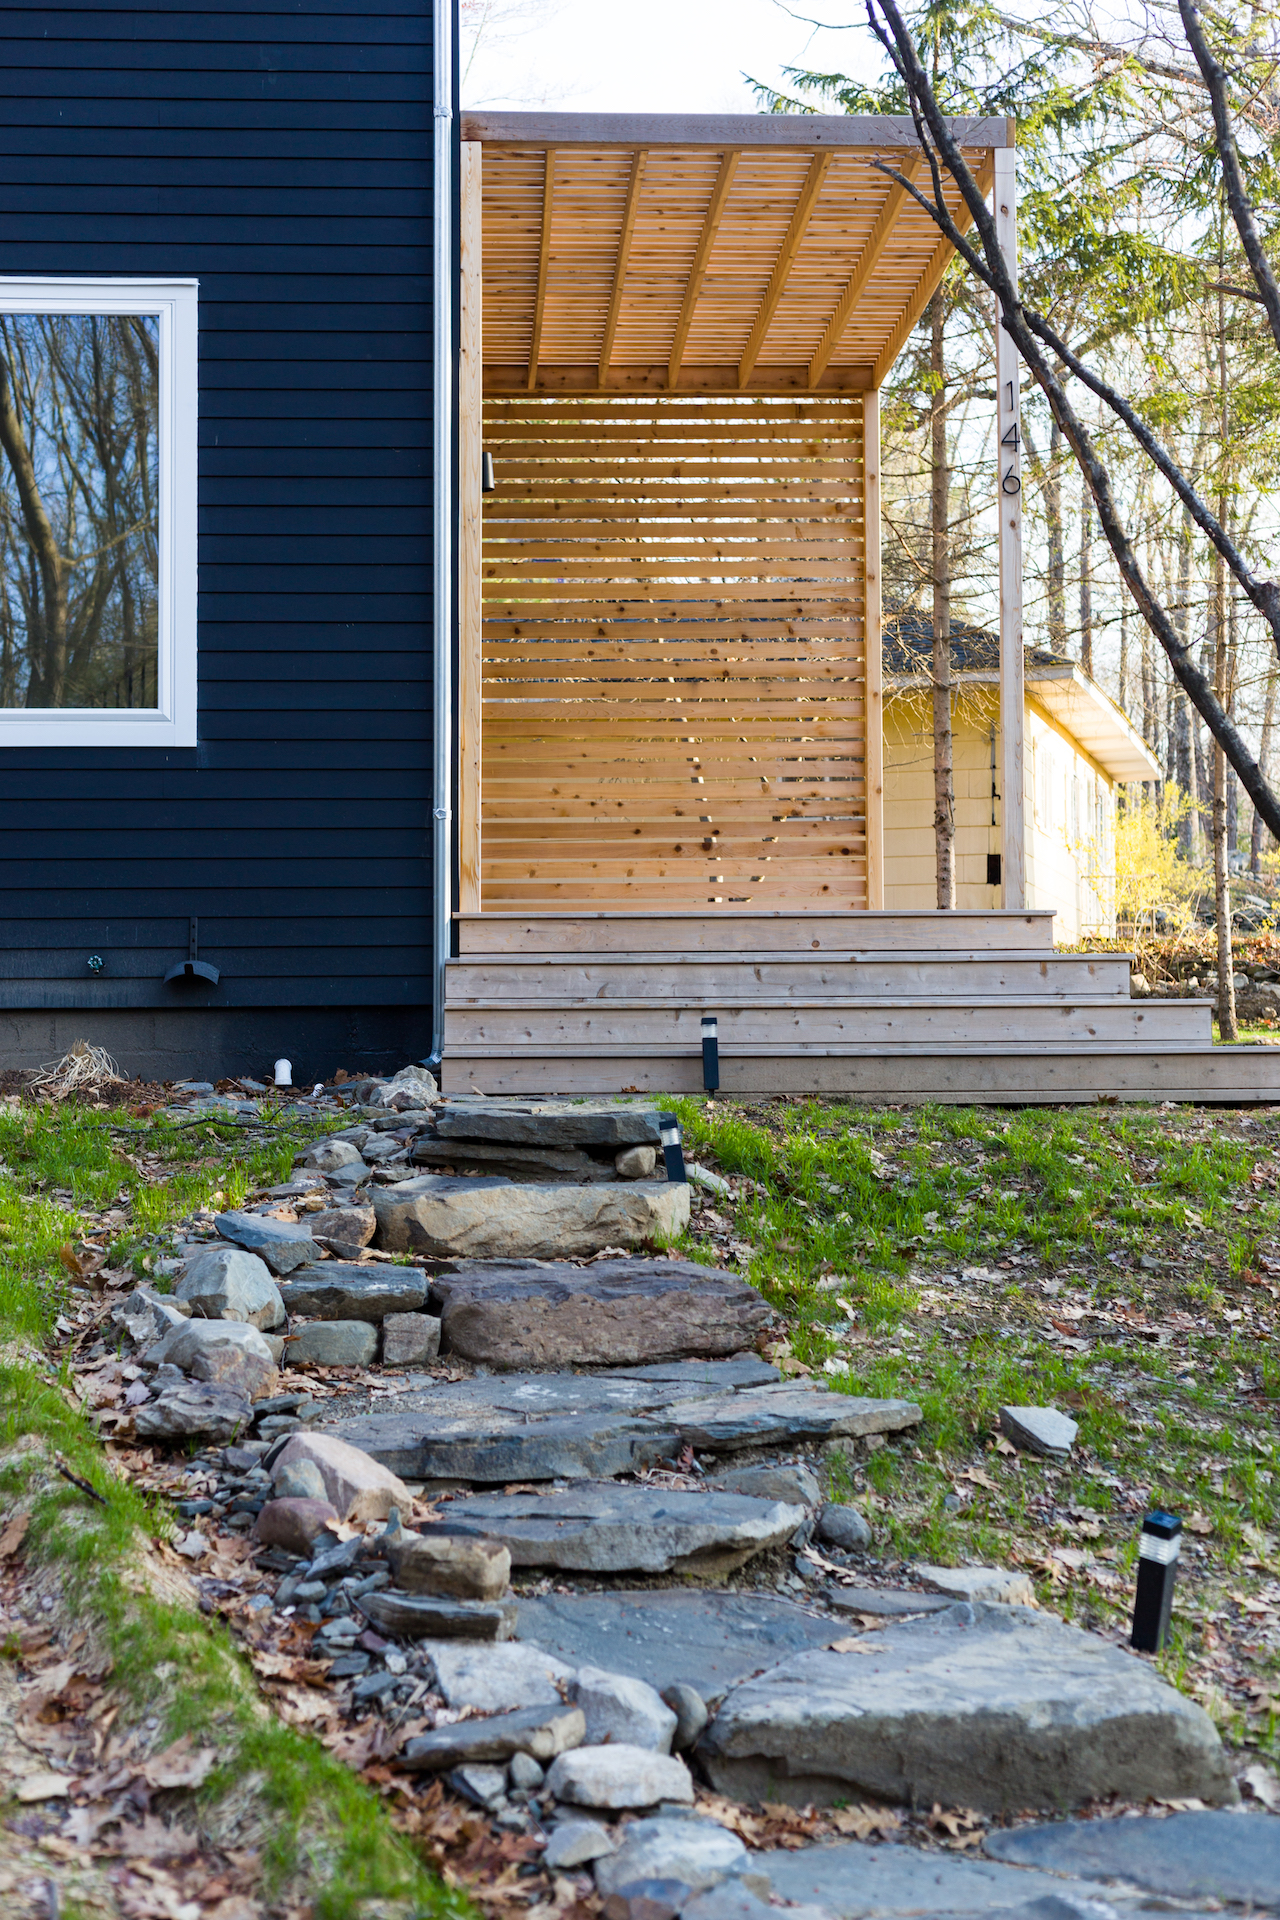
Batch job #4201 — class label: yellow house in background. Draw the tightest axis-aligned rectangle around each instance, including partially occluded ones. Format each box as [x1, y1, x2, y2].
[883, 612, 1160, 943]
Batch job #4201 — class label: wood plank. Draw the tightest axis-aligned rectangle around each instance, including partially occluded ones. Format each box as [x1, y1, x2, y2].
[485, 363, 874, 396]
[600, 148, 647, 381]
[458, 140, 485, 914]
[669, 151, 741, 388]
[463, 112, 1014, 148]
[527, 150, 555, 391]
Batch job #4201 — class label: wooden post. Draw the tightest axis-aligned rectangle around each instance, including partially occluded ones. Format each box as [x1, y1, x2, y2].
[458, 140, 484, 913]
[863, 388, 884, 910]
[994, 138, 1025, 909]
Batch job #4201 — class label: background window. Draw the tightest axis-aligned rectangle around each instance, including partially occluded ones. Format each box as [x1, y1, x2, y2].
[0, 280, 196, 747]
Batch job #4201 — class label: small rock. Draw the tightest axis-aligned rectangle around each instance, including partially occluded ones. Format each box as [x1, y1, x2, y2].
[146, 1318, 277, 1400]
[386, 1529, 512, 1602]
[273, 1430, 411, 1522]
[1130, 972, 1150, 997]
[361, 1591, 518, 1640]
[135, 1381, 251, 1443]
[279, 1267, 428, 1323]
[711, 1463, 821, 1507]
[508, 1751, 545, 1791]
[309, 1204, 377, 1247]
[661, 1684, 708, 1752]
[382, 1312, 442, 1366]
[401, 1702, 585, 1769]
[381, 1064, 439, 1103]
[594, 1816, 748, 1897]
[326, 1159, 371, 1187]
[273, 1458, 328, 1502]
[254, 1497, 340, 1554]
[816, 1503, 872, 1553]
[911, 1563, 1035, 1606]
[545, 1744, 693, 1810]
[423, 1640, 575, 1710]
[449, 1763, 508, 1810]
[615, 1145, 657, 1179]
[353, 1670, 400, 1703]
[328, 1650, 372, 1678]
[176, 1246, 285, 1330]
[999, 1405, 1079, 1461]
[545, 1817, 618, 1870]
[572, 1666, 677, 1754]
[296, 1138, 366, 1174]
[286, 1320, 378, 1367]
[215, 1210, 315, 1276]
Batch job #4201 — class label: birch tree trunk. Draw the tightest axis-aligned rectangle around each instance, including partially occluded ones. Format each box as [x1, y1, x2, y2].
[1078, 476, 1093, 678]
[1251, 670, 1277, 873]
[930, 289, 955, 909]
[1213, 267, 1236, 1041]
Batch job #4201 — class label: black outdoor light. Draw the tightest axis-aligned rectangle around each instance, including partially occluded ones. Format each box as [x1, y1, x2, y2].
[658, 1112, 687, 1185]
[1131, 1509, 1182, 1653]
[701, 1014, 720, 1093]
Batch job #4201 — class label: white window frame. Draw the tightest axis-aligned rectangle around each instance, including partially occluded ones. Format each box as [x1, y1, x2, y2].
[0, 277, 197, 748]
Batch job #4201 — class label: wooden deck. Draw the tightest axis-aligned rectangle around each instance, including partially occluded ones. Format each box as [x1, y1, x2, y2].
[442, 912, 1280, 1104]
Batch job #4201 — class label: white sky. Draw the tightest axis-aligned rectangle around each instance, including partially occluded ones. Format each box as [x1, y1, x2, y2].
[460, 0, 881, 115]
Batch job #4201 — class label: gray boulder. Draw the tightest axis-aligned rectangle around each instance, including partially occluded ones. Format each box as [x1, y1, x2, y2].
[146, 1317, 277, 1399]
[176, 1246, 285, 1330]
[278, 1265, 428, 1322]
[135, 1380, 251, 1443]
[545, 1744, 693, 1810]
[423, 1641, 575, 1711]
[361, 1590, 518, 1640]
[111, 1285, 190, 1349]
[400, 1702, 584, 1769]
[385, 1527, 512, 1601]
[382, 1311, 441, 1366]
[296, 1137, 366, 1174]
[372, 1175, 689, 1261]
[816, 1503, 871, 1552]
[999, 1404, 1079, 1460]
[571, 1666, 677, 1753]
[285, 1320, 377, 1367]
[436, 1101, 661, 1149]
[309, 1204, 376, 1247]
[593, 1816, 748, 1897]
[545, 1820, 618, 1870]
[712, 1464, 821, 1507]
[615, 1145, 657, 1179]
[214, 1210, 314, 1276]
[273, 1457, 328, 1501]
[697, 1601, 1237, 1812]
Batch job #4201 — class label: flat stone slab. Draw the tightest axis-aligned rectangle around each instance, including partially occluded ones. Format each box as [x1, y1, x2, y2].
[372, 1174, 689, 1261]
[824, 1587, 952, 1618]
[278, 1265, 429, 1321]
[515, 1590, 840, 1699]
[430, 1259, 773, 1369]
[325, 1362, 915, 1484]
[999, 1405, 1078, 1460]
[759, 1839, 1120, 1918]
[360, 1590, 518, 1640]
[413, 1138, 618, 1182]
[984, 1809, 1277, 1905]
[214, 1210, 315, 1276]
[400, 1701, 585, 1769]
[698, 1601, 1236, 1813]
[911, 1564, 1035, 1606]
[436, 1100, 662, 1148]
[445, 1483, 805, 1576]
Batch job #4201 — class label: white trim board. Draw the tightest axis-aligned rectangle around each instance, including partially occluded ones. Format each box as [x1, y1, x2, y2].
[0, 277, 198, 749]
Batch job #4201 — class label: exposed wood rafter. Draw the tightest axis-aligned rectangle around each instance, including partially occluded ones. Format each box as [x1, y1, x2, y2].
[808, 155, 923, 390]
[870, 157, 994, 387]
[528, 150, 555, 391]
[668, 150, 740, 389]
[738, 151, 833, 390]
[599, 149, 647, 383]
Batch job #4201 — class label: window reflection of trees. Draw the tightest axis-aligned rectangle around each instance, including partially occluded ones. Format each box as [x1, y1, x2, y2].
[0, 314, 159, 711]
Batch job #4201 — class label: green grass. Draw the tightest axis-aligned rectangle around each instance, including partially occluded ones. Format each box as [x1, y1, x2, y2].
[0, 1095, 466, 1919]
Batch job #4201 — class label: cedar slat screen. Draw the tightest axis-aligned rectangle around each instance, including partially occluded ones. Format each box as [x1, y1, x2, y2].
[480, 396, 867, 908]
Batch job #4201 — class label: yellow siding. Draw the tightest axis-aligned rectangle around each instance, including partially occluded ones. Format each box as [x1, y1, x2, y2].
[884, 688, 1117, 940]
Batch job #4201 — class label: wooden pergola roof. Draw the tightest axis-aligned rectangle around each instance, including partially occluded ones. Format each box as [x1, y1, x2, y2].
[461, 112, 1012, 398]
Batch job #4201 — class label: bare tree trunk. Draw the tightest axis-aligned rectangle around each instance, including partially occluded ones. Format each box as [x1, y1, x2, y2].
[1119, 600, 1130, 717]
[1251, 669, 1277, 872]
[1046, 415, 1066, 653]
[1213, 262, 1236, 1041]
[930, 289, 955, 909]
[1079, 475, 1093, 677]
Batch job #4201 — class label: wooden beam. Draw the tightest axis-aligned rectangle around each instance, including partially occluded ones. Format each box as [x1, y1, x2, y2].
[527, 150, 554, 391]
[739, 150, 833, 389]
[994, 144, 1026, 909]
[668, 150, 740, 389]
[599, 148, 646, 382]
[458, 141, 484, 913]
[462, 110, 1014, 150]
[486, 360, 874, 396]
[863, 388, 884, 910]
[808, 156, 923, 390]
[870, 157, 994, 387]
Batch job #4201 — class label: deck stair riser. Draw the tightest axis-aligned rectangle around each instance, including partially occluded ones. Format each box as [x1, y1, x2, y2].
[457, 911, 1057, 956]
[448, 954, 1136, 1002]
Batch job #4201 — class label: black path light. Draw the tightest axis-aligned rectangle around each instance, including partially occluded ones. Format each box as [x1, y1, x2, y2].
[658, 1113, 687, 1185]
[1131, 1510, 1182, 1653]
[701, 1014, 720, 1093]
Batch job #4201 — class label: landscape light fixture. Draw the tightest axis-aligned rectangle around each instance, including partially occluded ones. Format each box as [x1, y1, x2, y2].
[701, 1014, 720, 1093]
[658, 1112, 687, 1184]
[1131, 1509, 1181, 1653]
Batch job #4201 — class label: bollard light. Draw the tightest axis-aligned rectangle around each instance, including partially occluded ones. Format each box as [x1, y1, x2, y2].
[658, 1112, 687, 1184]
[1131, 1509, 1181, 1653]
[701, 1014, 720, 1093]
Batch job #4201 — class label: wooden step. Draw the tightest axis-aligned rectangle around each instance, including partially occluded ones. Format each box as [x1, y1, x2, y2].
[446, 952, 1136, 1002]
[456, 909, 1057, 955]
[444, 998, 1212, 1050]
[440, 1044, 1280, 1104]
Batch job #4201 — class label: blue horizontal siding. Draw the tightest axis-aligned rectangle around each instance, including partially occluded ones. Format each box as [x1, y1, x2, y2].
[0, 0, 438, 1015]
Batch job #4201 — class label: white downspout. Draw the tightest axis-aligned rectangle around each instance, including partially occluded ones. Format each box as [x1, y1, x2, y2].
[428, 0, 454, 1069]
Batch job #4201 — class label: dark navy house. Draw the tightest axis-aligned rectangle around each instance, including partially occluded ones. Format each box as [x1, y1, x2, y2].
[0, 0, 457, 1083]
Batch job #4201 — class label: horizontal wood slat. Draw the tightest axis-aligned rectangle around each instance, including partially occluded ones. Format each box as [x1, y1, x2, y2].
[481, 394, 867, 912]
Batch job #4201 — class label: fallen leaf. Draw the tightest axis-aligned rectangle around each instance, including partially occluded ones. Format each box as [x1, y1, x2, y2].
[105, 1813, 201, 1857]
[0, 1511, 30, 1558]
[828, 1804, 902, 1839]
[143, 1734, 218, 1791]
[828, 1636, 877, 1654]
[16, 1771, 72, 1801]
[1240, 1763, 1280, 1809]
[992, 1436, 1017, 1456]
[1184, 1512, 1214, 1535]
[961, 1467, 999, 1492]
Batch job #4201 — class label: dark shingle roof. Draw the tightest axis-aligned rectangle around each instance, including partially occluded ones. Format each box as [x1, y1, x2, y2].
[883, 606, 1067, 676]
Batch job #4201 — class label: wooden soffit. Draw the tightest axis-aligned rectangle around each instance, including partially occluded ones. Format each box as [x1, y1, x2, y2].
[462, 112, 1009, 398]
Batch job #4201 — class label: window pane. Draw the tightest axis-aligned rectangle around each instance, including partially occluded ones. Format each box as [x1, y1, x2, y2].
[0, 313, 159, 710]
